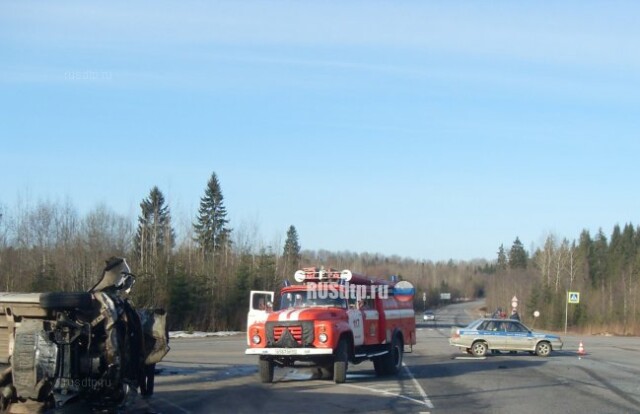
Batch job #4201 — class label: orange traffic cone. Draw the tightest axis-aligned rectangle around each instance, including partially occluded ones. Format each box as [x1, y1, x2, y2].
[577, 341, 586, 356]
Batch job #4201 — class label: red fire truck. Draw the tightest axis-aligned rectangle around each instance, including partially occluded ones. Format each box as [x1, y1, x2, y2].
[245, 267, 416, 383]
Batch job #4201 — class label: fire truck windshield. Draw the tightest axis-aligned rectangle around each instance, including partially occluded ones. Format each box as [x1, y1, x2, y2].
[280, 291, 347, 309]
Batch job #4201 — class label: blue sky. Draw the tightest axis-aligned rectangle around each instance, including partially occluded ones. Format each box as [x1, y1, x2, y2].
[2, 1, 640, 261]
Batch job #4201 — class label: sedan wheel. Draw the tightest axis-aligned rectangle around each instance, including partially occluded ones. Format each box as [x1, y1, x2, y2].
[535, 341, 551, 357]
[471, 341, 488, 357]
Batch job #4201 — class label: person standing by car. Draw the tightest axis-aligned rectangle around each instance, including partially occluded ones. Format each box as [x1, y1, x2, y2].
[510, 309, 520, 321]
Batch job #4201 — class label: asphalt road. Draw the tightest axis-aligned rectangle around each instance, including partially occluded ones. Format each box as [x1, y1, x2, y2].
[146, 301, 640, 414]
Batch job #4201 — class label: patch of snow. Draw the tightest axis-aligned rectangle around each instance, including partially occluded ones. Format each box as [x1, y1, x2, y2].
[169, 331, 243, 339]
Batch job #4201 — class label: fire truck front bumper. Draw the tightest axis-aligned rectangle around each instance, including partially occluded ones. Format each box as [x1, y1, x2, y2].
[245, 347, 334, 356]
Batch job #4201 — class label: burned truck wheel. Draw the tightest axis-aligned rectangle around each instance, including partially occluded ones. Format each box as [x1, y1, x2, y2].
[259, 358, 274, 383]
[140, 364, 156, 397]
[39, 292, 93, 310]
[333, 339, 349, 384]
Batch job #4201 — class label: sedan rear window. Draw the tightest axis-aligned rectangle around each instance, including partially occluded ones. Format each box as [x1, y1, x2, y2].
[506, 322, 528, 332]
[479, 320, 505, 331]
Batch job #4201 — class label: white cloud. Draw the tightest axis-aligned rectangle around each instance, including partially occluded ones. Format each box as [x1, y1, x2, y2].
[2, 0, 640, 71]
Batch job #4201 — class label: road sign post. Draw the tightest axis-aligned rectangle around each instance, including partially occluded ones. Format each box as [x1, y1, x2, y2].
[565, 291, 580, 334]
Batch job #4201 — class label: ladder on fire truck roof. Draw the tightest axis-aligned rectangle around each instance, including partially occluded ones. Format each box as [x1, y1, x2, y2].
[293, 267, 395, 286]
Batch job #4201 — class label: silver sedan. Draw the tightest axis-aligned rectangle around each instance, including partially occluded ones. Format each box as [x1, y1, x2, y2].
[449, 318, 563, 357]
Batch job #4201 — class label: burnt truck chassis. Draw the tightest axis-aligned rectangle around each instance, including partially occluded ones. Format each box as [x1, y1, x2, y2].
[0, 289, 168, 412]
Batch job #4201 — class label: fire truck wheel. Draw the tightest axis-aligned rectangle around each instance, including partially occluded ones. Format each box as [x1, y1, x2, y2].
[388, 335, 404, 374]
[374, 335, 403, 376]
[333, 339, 349, 384]
[259, 358, 274, 383]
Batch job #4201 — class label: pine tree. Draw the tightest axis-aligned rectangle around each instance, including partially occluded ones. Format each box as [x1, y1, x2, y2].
[193, 172, 231, 296]
[508, 237, 528, 269]
[609, 223, 636, 323]
[496, 244, 507, 271]
[233, 255, 253, 309]
[193, 172, 231, 256]
[589, 229, 608, 288]
[135, 186, 175, 272]
[167, 266, 196, 330]
[282, 225, 301, 279]
[257, 247, 277, 291]
[134, 186, 175, 306]
[0, 207, 4, 246]
[576, 229, 592, 285]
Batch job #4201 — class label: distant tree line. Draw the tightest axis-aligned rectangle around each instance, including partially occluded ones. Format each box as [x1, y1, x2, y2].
[0, 171, 489, 331]
[2, 174, 637, 334]
[486, 226, 640, 335]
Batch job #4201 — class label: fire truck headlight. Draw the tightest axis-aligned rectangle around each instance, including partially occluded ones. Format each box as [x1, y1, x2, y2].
[318, 333, 328, 343]
[252, 335, 262, 344]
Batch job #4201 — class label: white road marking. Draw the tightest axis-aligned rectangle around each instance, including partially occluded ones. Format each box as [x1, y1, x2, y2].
[275, 363, 434, 409]
[454, 356, 486, 360]
[155, 396, 193, 414]
[343, 383, 429, 407]
[403, 362, 435, 409]
[340, 362, 434, 409]
[346, 373, 376, 379]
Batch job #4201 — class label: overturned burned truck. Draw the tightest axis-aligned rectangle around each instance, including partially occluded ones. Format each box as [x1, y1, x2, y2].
[0, 257, 169, 412]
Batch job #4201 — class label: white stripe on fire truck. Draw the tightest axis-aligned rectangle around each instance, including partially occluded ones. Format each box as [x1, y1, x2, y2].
[278, 309, 412, 321]
[384, 309, 415, 319]
[278, 309, 296, 321]
[289, 309, 305, 321]
[278, 309, 306, 321]
[363, 310, 379, 319]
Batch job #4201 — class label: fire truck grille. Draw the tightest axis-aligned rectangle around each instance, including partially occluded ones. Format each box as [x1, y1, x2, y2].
[273, 326, 303, 343]
[265, 321, 314, 347]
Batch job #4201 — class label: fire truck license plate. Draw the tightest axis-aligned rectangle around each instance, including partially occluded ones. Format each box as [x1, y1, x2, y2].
[274, 348, 298, 355]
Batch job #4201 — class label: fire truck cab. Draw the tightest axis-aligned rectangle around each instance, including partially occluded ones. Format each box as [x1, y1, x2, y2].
[245, 267, 416, 383]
